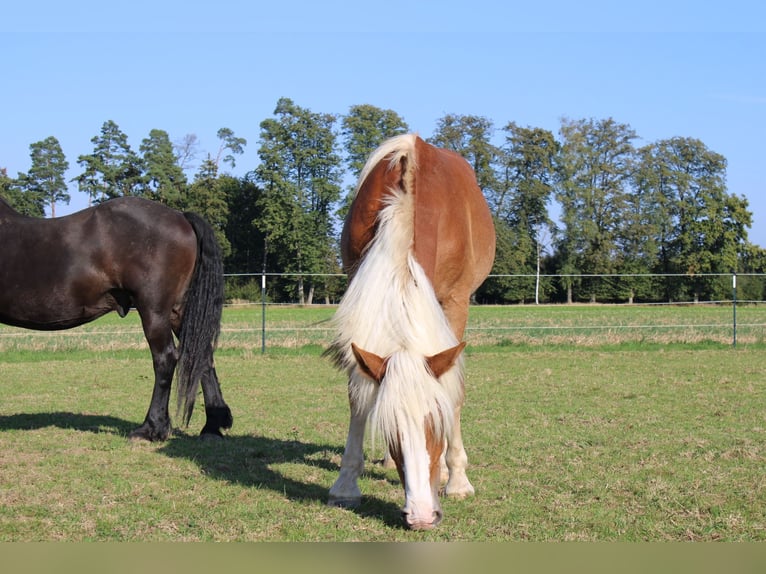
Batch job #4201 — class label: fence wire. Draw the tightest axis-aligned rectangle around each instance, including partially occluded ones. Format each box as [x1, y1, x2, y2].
[2, 274, 765, 352]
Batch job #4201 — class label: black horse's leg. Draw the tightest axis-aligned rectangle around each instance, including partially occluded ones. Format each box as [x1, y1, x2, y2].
[130, 314, 176, 441]
[199, 355, 233, 438]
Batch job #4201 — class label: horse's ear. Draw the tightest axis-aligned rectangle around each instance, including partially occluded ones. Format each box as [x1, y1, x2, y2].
[426, 342, 467, 379]
[351, 343, 387, 383]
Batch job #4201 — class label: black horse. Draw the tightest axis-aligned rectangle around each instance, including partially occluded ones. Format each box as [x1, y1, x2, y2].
[0, 195, 232, 441]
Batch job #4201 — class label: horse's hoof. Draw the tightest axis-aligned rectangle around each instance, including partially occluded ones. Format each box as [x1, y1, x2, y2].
[200, 431, 224, 441]
[327, 496, 362, 509]
[439, 484, 475, 499]
[129, 425, 169, 442]
[200, 425, 225, 440]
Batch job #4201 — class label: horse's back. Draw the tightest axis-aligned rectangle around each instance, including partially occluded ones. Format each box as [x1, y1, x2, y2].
[87, 197, 198, 279]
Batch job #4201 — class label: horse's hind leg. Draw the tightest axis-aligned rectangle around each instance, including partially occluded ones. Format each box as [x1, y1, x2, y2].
[199, 357, 233, 438]
[130, 314, 176, 441]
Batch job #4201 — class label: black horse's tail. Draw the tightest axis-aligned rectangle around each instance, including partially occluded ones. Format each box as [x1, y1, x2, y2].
[175, 212, 231, 430]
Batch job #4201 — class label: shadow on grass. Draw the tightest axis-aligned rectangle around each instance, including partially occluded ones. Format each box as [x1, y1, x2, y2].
[159, 429, 404, 529]
[0, 411, 136, 435]
[0, 411, 404, 529]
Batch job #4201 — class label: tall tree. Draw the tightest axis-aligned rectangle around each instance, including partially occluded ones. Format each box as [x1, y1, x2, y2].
[186, 157, 231, 256]
[738, 242, 766, 300]
[496, 124, 557, 224]
[74, 120, 143, 203]
[338, 104, 409, 221]
[636, 137, 751, 301]
[555, 117, 638, 302]
[429, 114, 499, 196]
[254, 97, 343, 303]
[0, 168, 12, 202]
[341, 104, 409, 179]
[140, 129, 187, 207]
[174, 133, 200, 173]
[496, 123, 558, 303]
[0, 168, 45, 216]
[617, 157, 663, 303]
[21, 136, 70, 217]
[213, 127, 247, 171]
[224, 172, 265, 273]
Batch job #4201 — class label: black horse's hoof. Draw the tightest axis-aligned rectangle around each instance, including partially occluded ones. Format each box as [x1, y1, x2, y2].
[200, 432, 224, 441]
[205, 405, 234, 431]
[199, 426, 225, 440]
[129, 424, 170, 442]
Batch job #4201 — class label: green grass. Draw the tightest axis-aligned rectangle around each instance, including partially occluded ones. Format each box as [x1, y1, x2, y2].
[1, 305, 765, 540]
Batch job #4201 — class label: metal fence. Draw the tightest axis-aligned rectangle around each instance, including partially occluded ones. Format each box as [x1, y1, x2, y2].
[2, 274, 765, 354]
[222, 272, 766, 352]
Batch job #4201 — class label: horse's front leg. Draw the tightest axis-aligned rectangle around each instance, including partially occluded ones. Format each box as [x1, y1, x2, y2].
[440, 404, 475, 498]
[328, 387, 369, 508]
[130, 319, 176, 441]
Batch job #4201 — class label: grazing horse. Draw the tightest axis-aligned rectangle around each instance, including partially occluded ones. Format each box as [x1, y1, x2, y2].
[326, 134, 496, 530]
[0, 195, 233, 441]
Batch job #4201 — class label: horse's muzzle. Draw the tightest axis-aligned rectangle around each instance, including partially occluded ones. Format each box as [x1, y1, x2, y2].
[402, 508, 443, 531]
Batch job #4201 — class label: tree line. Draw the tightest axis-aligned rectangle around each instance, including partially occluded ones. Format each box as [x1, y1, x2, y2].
[2, 96, 764, 304]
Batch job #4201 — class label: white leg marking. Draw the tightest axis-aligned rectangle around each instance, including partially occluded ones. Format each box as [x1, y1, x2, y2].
[328, 408, 367, 507]
[441, 406, 475, 498]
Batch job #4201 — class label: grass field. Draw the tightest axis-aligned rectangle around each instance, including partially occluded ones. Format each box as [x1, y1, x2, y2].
[0, 304, 765, 541]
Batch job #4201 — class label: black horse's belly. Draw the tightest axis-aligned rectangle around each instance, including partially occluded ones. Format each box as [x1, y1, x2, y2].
[0, 288, 118, 331]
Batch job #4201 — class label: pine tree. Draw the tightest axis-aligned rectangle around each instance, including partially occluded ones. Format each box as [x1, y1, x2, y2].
[24, 136, 70, 217]
[139, 129, 187, 207]
[74, 120, 143, 203]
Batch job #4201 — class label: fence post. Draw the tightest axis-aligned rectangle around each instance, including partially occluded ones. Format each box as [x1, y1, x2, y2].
[261, 273, 267, 354]
[732, 272, 737, 348]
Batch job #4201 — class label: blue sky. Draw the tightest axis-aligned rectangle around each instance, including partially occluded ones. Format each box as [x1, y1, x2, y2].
[3, 1, 765, 244]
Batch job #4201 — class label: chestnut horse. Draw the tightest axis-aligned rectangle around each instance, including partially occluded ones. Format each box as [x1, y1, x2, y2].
[326, 134, 496, 530]
[0, 195, 232, 441]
